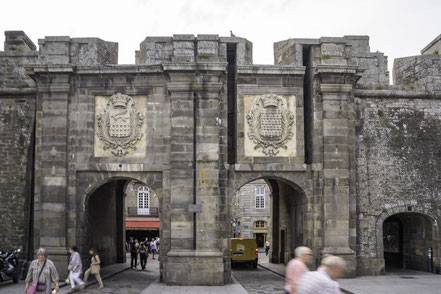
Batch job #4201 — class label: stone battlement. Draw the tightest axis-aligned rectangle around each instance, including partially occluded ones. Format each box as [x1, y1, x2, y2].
[137, 34, 252, 65]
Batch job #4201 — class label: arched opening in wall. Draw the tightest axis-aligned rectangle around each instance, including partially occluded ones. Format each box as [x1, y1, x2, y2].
[84, 178, 161, 275]
[230, 177, 305, 270]
[383, 212, 436, 273]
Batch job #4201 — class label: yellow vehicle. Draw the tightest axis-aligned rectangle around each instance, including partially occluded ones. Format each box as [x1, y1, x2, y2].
[230, 238, 258, 268]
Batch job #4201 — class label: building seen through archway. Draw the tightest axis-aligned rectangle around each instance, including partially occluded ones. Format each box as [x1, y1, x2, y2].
[125, 181, 160, 242]
[231, 178, 305, 265]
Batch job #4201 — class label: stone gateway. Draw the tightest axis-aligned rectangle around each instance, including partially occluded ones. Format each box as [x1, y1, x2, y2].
[1, 31, 441, 285]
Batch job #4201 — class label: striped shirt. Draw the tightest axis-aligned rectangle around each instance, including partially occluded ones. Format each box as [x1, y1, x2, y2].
[296, 268, 341, 294]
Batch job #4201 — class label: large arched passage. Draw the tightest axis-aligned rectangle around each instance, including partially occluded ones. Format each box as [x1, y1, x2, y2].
[78, 173, 164, 278]
[383, 212, 437, 273]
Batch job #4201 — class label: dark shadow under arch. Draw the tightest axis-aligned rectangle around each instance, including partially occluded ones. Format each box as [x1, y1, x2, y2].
[383, 212, 437, 273]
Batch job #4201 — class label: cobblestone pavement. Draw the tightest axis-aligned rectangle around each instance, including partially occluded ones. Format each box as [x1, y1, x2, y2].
[0, 255, 159, 294]
[232, 263, 285, 294]
[78, 256, 159, 294]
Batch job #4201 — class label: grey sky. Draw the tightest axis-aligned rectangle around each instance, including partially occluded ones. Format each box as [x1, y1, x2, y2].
[2, 0, 440, 82]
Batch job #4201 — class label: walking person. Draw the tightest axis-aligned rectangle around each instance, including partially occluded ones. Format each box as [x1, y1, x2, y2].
[265, 240, 270, 256]
[296, 255, 346, 294]
[150, 239, 157, 260]
[83, 248, 104, 289]
[25, 248, 60, 294]
[128, 237, 138, 269]
[68, 246, 85, 290]
[138, 242, 149, 270]
[285, 246, 313, 294]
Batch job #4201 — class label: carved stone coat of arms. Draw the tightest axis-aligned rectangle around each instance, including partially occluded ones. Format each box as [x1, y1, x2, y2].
[246, 94, 295, 156]
[96, 93, 144, 156]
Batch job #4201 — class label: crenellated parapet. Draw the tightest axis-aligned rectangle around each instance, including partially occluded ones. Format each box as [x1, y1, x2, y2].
[136, 34, 252, 65]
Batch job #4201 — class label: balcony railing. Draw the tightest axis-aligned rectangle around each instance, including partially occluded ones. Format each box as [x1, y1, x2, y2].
[127, 207, 159, 217]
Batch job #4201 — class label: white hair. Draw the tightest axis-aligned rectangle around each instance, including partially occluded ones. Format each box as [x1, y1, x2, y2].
[322, 256, 346, 269]
[36, 248, 48, 257]
[295, 246, 312, 257]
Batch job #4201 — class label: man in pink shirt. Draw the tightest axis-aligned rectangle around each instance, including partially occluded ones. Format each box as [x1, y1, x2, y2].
[285, 246, 313, 294]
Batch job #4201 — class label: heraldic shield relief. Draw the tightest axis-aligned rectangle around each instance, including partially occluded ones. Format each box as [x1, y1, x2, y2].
[95, 93, 145, 157]
[246, 94, 296, 157]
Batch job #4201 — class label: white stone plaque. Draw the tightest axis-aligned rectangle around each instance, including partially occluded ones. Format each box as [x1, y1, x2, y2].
[244, 94, 296, 157]
[94, 94, 147, 157]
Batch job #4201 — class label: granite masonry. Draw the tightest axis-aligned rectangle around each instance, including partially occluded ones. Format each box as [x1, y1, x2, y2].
[1, 30, 441, 285]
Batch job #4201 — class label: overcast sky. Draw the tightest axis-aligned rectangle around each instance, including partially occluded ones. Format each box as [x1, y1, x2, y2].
[1, 0, 440, 82]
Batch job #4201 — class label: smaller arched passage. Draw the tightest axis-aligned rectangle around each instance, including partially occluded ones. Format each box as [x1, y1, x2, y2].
[229, 174, 310, 267]
[380, 211, 440, 273]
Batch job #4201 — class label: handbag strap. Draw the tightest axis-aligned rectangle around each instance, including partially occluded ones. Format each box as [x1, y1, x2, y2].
[37, 259, 47, 280]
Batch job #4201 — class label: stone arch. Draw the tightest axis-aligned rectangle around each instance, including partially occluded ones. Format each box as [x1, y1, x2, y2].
[79, 171, 163, 210]
[375, 206, 440, 273]
[228, 171, 313, 266]
[228, 171, 310, 196]
[75, 171, 164, 269]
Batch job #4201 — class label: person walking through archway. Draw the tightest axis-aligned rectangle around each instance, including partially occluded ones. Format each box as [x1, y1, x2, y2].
[138, 243, 149, 270]
[150, 239, 157, 260]
[128, 236, 138, 269]
[68, 246, 85, 290]
[83, 248, 104, 289]
[285, 246, 312, 294]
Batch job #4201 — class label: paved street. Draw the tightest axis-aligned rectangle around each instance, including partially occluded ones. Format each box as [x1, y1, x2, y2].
[0, 255, 159, 294]
[77, 267, 157, 294]
[232, 254, 285, 294]
[75, 254, 159, 294]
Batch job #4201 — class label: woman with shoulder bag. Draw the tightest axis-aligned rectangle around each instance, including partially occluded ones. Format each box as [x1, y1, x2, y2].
[84, 248, 104, 289]
[25, 248, 59, 294]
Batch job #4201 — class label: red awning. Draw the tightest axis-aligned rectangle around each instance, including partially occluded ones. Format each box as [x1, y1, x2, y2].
[125, 217, 159, 230]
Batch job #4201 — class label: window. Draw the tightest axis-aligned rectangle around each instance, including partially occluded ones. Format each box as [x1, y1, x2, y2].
[137, 186, 149, 215]
[254, 220, 267, 228]
[255, 186, 265, 209]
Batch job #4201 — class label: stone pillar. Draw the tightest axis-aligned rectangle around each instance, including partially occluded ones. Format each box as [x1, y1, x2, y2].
[317, 65, 359, 277]
[32, 67, 73, 278]
[164, 63, 225, 285]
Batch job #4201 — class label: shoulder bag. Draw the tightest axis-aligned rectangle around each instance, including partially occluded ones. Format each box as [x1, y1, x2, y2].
[90, 255, 100, 274]
[27, 260, 47, 294]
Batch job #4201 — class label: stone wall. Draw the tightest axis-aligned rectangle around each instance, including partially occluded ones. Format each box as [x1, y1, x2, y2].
[0, 93, 35, 257]
[274, 35, 389, 88]
[37, 36, 118, 65]
[137, 34, 252, 65]
[421, 34, 441, 55]
[393, 55, 441, 93]
[354, 90, 441, 275]
[0, 31, 37, 261]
